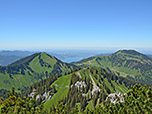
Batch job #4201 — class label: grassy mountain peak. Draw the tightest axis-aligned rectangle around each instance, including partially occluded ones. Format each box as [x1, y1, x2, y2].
[75, 49, 152, 83]
[0, 52, 77, 92]
[8, 52, 56, 66]
[113, 49, 152, 65]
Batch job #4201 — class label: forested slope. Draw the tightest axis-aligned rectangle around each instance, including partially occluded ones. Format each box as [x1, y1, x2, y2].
[22, 67, 150, 113]
[1, 67, 151, 114]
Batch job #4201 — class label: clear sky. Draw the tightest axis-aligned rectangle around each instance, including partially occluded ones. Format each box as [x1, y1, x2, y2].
[0, 0, 152, 50]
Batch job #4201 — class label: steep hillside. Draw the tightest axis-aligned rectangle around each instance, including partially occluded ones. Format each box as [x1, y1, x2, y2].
[75, 50, 152, 83]
[22, 67, 148, 112]
[0, 52, 77, 93]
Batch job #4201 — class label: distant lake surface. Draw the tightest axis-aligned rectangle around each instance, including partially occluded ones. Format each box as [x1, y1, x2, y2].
[62, 57, 83, 63]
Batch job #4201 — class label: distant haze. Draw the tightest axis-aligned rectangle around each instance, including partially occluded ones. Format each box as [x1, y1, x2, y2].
[0, 49, 152, 66]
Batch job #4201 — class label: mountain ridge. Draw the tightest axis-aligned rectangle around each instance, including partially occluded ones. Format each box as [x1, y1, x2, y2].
[22, 66, 151, 112]
[75, 50, 152, 83]
[0, 52, 77, 92]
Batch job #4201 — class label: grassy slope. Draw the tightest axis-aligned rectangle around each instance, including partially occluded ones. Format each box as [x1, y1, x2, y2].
[0, 71, 37, 93]
[80, 56, 139, 77]
[44, 74, 72, 110]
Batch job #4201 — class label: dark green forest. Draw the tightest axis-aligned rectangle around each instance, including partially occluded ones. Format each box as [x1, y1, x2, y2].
[1, 84, 151, 114]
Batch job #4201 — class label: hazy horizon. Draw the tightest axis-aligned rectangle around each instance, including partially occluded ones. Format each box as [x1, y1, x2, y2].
[0, 48, 152, 54]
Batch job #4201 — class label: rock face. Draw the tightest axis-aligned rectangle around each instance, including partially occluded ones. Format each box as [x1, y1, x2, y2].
[89, 74, 101, 95]
[28, 89, 37, 98]
[91, 85, 100, 95]
[106, 92, 127, 104]
[28, 89, 52, 101]
[75, 81, 86, 89]
[42, 92, 52, 101]
[73, 80, 101, 96]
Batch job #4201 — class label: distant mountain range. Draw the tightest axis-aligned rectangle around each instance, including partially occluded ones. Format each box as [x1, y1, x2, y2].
[1, 50, 151, 66]
[75, 50, 152, 84]
[0, 50, 34, 66]
[0, 50, 105, 66]
[147, 54, 152, 58]
[0, 50, 34, 56]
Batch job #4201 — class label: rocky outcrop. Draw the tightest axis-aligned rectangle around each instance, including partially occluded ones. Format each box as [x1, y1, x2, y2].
[106, 92, 127, 104]
[74, 81, 86, 89]
[28, 89, 53, 101]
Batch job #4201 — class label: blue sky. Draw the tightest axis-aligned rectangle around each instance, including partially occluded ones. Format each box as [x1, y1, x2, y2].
[0, 0, 152, 50]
